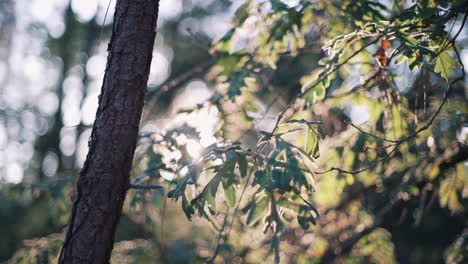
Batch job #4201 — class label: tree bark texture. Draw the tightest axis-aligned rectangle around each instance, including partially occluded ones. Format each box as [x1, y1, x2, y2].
[59, 0, 159, 263]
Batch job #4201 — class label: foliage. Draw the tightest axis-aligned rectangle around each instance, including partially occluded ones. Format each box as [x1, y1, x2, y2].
[122, 0, 468, 263]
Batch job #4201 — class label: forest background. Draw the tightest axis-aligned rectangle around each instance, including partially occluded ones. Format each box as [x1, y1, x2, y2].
[0, 0, 467, 263]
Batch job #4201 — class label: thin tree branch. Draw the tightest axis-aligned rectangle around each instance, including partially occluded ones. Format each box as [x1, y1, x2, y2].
[97, 0, 113, 47]
[204, 209, 230, 264]
[205, 162, 257, 263]
[128, 184, 163, 190]
[450, 9, 468, 44]
[315, 141, 401, 175]
[320, 30, 466, 175]
[271, 37, 382, 133]
[142, 59, 215, 121]
[274, 13, 466, 176]
[324, 142, 467, 215]
[319, 72, 463, 175]
[346, 122, 399, 143]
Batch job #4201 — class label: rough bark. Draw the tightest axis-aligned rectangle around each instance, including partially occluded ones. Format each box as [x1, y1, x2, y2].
[59, 0, 159, 263]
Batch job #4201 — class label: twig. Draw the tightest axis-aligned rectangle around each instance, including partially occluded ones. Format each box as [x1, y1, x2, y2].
[187, 28, 213, 52]
[271, 37, 382, 133]
[450, 10, 468, 45]
[147, 59, 215, 100]
[204, 209, 230, 263]
[329, 44, 405, 99]
[262, 93, 282, 119]
[142, 59, 215, 121]
[205, 163, 257, 263]
[98, 0, 113, 47]
[324, 142, 467, 216]
[438, 8, 467, 55]
[363, 144, 397, 151]
[315, 141, 401, 175]
[346, 121, 399, 143]
[128, 184, 163, 190]
[319, 72, 463, 175]
[331, 38, 465, 175]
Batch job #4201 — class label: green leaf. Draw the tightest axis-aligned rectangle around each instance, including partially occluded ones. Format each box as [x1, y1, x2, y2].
[439, 172, 464, 213]
[210, 92, 224, 104]
[297, 213, 316, 230]
[270, 0, 288, 12]
[205, 177, 221, 210]
[434, 49, 458, 80]
[272, 169, 291, 191]
[420, 6, 437, 19]
[408, 53, 423, 71]
[301, 74, 330, 104]
[216, 54, 245, 74]
[233, 0, 252, 24]
[192, 176, 221, 213]
[246, 196, 270, 225]
[219, 28, 235, 43]
[253, 170, 275, 190]
[224, 185, 236, 207]
[177, 108, 196, 114]
[182, 195, 195, 221]
[284, 148, 311, 191]
[277, 194, 318, 230]
[146, 148, 164, 169]
[167, 175, 190, 200]
[305, 126, 320, 158]
[167, 165, 201, 199]
[238, 154, 248, 178]
[227, 67, 249, 101]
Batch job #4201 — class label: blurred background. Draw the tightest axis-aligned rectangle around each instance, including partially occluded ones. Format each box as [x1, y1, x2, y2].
[0, 0, 467, 263]
[0, 0, 245, 261]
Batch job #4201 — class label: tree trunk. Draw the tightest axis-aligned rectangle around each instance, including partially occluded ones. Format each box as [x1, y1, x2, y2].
[59, 0, 159, 263]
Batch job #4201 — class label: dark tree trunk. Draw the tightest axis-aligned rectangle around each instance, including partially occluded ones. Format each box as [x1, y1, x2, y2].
[59, 0, 159, 263]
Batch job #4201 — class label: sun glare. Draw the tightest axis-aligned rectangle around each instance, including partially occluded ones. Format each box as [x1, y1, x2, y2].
[186, 139, 203, 159]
